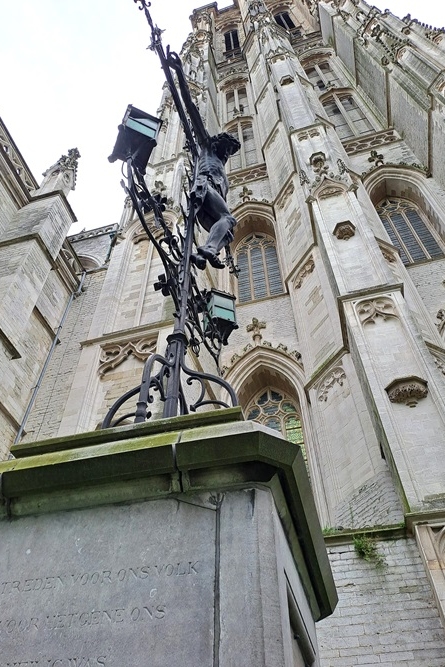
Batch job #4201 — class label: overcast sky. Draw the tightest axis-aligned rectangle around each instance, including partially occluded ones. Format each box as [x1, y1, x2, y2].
[1, 0, 444, 234]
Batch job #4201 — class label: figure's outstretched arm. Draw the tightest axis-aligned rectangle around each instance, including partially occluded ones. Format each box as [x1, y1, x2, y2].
[167, 50, 208, 147]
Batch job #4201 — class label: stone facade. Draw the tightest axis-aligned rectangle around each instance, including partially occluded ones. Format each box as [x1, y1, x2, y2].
[2, 0, 445, 662]
[318, 537, 445, 666]
[0, 120, 81, 459]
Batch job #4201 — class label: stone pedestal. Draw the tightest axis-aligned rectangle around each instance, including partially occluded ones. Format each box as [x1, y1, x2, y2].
[0, 409, 337, 667]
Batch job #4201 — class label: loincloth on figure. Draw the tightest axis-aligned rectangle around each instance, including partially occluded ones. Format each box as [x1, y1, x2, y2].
[191, 172, 224, 205]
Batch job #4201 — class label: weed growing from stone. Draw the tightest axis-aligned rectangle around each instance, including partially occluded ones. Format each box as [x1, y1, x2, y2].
[353, 534, 386, 569]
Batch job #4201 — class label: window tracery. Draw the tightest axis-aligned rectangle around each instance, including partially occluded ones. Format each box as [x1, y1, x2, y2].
[227, 121, 258, 171]
[376, 198, 444, 265]
[246, 388, 306, 459]
[273, 11, 302, 36]
[226, 87, 249, 120]
[235, 233, 283, 302]
[304, 61, 340, 92]
[322, 93, 374, 140]
[224, 29, 241, 58]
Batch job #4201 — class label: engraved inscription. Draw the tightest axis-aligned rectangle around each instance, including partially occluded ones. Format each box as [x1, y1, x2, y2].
[1, 561, 200, 596]
[2, 657, 107, 667]
[0, 500, 216, 666]
[0, 601, 165, 636]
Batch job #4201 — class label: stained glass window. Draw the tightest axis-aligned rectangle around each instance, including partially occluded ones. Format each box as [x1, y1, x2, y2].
[377, 199, 444, 265]
[246, 388, 307, 462]
[236, 234, 283, 303]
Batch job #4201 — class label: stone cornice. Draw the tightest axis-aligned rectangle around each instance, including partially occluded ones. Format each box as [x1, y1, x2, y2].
[324, 524, 407, 547]
[30, 189, 77, 223]
[406, 510, 445, 533]
[69, 224, 118, 243]
[79, 322, 172, 349]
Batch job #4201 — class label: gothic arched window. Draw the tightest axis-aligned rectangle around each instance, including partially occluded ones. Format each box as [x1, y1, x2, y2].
[236, 233, 283, 302]
[305, 61, 340, 92]
[224, 29, 241, 58]
[322, 93, 373, 140]
[228, 121, 257, 171]
[226, 87, 249, 120]
[246, 388, 306, 459]
[376, 198, 444, 265]
[274, 11, 302, 36]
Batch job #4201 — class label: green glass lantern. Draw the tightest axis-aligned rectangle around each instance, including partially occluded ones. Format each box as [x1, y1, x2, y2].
[203, 289, 238, 345]
[108, 105, 163, 173]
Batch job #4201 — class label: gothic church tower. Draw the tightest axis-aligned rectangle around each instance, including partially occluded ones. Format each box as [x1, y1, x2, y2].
[3, 0, 445, 663]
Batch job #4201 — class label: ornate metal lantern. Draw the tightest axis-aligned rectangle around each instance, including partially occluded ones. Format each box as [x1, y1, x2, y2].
[108, 104, 162, 173]
[204, 290, 238, 346]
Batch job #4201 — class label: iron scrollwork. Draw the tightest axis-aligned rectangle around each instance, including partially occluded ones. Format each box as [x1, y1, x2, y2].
[102, 2, 239, 428]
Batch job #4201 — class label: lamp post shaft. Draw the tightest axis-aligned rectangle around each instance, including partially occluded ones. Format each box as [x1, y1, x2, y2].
[101, 2, 239, 429]
[163, 205, 196, 418]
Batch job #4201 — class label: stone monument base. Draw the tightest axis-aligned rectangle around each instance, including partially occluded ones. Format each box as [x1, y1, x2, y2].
[0, 409, 337, 666]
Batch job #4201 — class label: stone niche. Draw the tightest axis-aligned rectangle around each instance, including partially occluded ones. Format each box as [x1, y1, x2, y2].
[0, 410, 337, 667]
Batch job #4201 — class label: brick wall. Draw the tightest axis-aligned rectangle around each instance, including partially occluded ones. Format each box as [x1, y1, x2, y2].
[317, 537, 445, 666]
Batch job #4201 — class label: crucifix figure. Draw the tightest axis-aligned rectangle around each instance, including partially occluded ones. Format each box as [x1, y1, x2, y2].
[167, 52, 241, 269]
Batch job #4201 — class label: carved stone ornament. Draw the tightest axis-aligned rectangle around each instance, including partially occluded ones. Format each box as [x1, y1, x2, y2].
[0, 122, 37, 192]
[299, 170, 310, 186]
[133, 221, 163, 244]
[99, 337, 156, 376]
[239, 185, 253, 202]
[368, 149, 384, 166]
[317, 366, 346, 402]
[317, 185, 345, 199]
[385, 376, 428, 407]
[380, 246, 396, 263]
[436, 309, 445, 337]
[277, 182, 295, 209]
[229, 163, 267, 187]
[297, 128, 320, 142]
[343, 129, 397, 156]
[221, 340, 302, 376]
[433, 355, 445, 376]
[293, 257, 315, 288]
[248, 0, 268, 17]
[333, 221, 355, 240]
[190, 9, 212, 31]
[246, 317, 266, 344]
[69, 225, 117, 243]
[356, 297, 397, 326]
[337, 158, 348, 174]
[310, 151, 328, 175]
